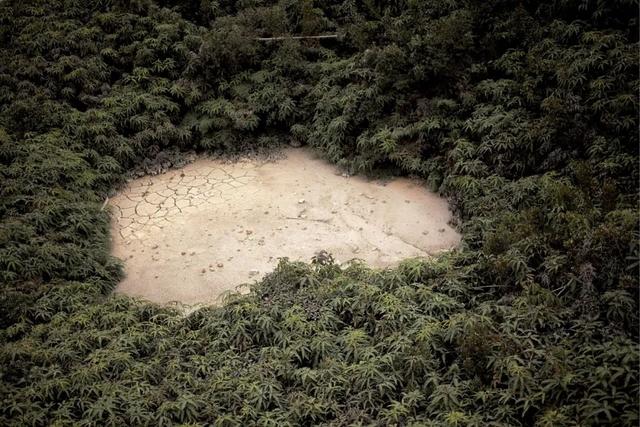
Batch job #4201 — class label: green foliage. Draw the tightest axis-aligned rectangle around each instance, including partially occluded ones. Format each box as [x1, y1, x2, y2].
[0, 0, 638, 425]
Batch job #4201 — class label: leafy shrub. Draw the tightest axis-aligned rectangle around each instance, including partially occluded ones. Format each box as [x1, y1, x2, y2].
[0, 0, 637, 425]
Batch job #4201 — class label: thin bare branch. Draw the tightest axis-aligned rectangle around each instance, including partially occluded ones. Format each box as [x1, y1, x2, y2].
[254, 34, 338, 41]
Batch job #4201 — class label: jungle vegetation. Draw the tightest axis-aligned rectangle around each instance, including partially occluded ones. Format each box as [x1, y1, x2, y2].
[0, 0, 638, 425]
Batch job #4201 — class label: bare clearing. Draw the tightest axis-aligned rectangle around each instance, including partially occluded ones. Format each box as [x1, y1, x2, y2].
[109, 148, 460, 305]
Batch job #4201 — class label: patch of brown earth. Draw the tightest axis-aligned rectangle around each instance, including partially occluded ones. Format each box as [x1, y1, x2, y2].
[109, 148, 460, 305]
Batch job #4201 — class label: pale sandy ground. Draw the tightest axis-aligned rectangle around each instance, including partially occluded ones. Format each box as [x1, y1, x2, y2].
[110, 148, 460, 305]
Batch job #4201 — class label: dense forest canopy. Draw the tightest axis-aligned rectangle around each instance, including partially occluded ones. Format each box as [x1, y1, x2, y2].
[0, 0, 638, 425]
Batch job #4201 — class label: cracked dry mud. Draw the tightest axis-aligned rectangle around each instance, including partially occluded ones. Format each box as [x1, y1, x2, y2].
[110, 148, 461, 305]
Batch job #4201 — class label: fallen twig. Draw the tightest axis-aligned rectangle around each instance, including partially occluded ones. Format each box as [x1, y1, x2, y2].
[284, 216, 332, 223]
[255, 34, 338, 41]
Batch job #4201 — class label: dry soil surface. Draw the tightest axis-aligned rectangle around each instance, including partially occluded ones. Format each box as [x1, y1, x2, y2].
[110, 148, 460, 305]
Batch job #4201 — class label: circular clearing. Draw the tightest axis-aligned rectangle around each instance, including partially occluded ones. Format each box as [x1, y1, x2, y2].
[109, 148, 461, 305]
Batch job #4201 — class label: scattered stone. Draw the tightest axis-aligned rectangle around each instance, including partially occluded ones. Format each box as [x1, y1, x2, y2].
[249, 269, 259, 277]
[151, 244, 158, 249]
[190, 251, 195, 256]
[298, 199, 305, 204]
[217, 262, 224, 268]
[201, 268, 206, 274]
[289, 138, 302, 148]
[245, 230, 253, 235]
[438, 228, 445, 233]
[181, 251, 186, 255]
